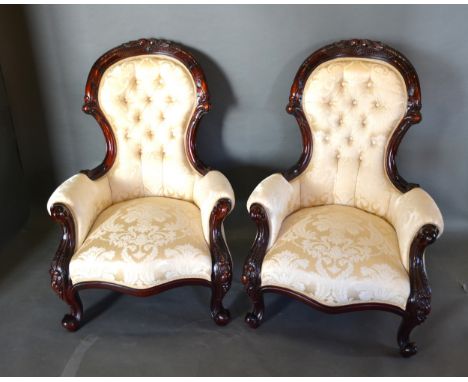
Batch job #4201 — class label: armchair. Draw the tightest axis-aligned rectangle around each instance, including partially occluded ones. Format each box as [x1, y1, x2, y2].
[241, 39, 443, 357]
[48, 39, 235, 331]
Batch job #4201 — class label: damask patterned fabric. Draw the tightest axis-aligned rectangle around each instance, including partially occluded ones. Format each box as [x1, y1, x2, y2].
[246, 57, 444, 309]
[99, 55, 201, 203]
[69, 197, 212, 289]
[261, 205, 410, 309]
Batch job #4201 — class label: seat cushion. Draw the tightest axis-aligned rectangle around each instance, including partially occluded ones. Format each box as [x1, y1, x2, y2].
[69, 197, 212, 289]
[261, 205, 410, 309]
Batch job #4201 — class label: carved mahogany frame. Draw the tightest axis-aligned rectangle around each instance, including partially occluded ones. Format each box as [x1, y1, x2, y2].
[242, 39, 440, 357]
[49, 38, 232, 331]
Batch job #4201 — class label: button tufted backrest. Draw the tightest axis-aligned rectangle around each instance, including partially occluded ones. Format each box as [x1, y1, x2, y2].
[98, 55, 201, 203]
[298, 57, 407, 219]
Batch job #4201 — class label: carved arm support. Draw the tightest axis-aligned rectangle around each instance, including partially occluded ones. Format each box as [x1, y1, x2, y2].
[407, 224, 439, 321]
[47, 173, 113, 251]
[242, 174, 300, 301]
[48, 174, 112, 299]
[49, 203, 76, 300]
[387, 187, 444, 271]
[193, 170, 235, 245]
[241, 203, 270, 301]
[193, 171, 234, 295]
[209, 198, 233, 295]
[246, 173, 300, 250]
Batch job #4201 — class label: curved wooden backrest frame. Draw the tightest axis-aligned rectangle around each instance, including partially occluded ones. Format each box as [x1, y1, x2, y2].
[284, 38, 422, 193]
[81, 38, 211, 180]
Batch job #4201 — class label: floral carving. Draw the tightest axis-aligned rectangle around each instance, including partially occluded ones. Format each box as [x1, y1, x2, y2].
[209, 198, 233, 325]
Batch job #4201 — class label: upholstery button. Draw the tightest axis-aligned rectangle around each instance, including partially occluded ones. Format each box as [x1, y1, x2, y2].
[348, 136, 354, 144]
[166, 96, 174, 104]
[371, 138, 377, 146]
[146, 96, 152, 104]
[336, 152, 341, 159]
[155, 76, 164, 88]
[367, 81, 373, 88]
[352, 99, 357, 106]
[323, 135, 330, 143]
[339, 118, 344, 126]
[170, 129, 176, 139]
[146, 129, 153, 140]
[359, 153, 363, 161]
[374, 101, 381, 108]
[362, 118, 367, 127]
[341, 81, 346, 87]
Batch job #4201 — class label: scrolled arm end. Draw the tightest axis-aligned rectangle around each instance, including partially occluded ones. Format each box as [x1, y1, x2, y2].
[247, 173, 300, 249]
[193, 170, 235, 244]
[47, 173, 112, 251]
[387, 187, 444, 271]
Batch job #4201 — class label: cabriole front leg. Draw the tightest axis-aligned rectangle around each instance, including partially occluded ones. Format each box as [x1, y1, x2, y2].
[50, 204, 83, 332]
[398, 224, 439, 357]
[209, 198, 233, 326]
[241, 203, 269, 328]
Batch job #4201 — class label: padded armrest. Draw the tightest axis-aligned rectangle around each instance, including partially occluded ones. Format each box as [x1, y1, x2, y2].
[193, 170, 235, 244]
[247, 173, 300, 250]
[47, 174, 112, 251]
[387, 187, 444, 271]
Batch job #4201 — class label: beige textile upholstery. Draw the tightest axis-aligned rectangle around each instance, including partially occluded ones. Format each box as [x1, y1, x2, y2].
[47, 174, 112, 251]
[387, 188, 444, 270]
[262, 205, 410, 309]
[69, 197, 211, 288]
[47, 54, 235, 289]
[247, 174, 300, 249]
[248, 57, 444, 308]
[193, 170, 235, 243]
[99, 55, 200, 203]
[300, 58, 406, 214]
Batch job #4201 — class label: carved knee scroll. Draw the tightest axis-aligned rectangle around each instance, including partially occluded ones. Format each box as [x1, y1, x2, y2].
[242, 203, 269, 328]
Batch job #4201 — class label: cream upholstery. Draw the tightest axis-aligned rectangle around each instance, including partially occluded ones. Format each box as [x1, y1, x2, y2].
[193, 170, 235, 243]
[300, 58, 406, 214]
[47, 174, 112, 251]
[262, 205, 410, 309]
[99, 55, 200, 203]
[387, 188, 444, 270]
[47, 54, 235, 289]
[69, 197, 211, 288]
[247, 174, 300, 249]
[248, 57, 444, 308]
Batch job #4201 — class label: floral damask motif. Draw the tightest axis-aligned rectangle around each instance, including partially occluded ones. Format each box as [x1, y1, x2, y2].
[261, 205, 410, 309]
[69, 197, 212, 288]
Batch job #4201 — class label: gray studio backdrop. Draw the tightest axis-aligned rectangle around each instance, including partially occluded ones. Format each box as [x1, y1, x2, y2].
[1, 4, 467, 240]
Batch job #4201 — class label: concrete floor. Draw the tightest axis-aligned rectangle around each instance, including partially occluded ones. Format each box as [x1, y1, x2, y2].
[0, 203, 467, 376]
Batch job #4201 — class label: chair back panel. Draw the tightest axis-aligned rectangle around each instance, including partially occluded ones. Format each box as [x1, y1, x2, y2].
[98, 55, 200, 203]
[299, 57, 407, 218]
